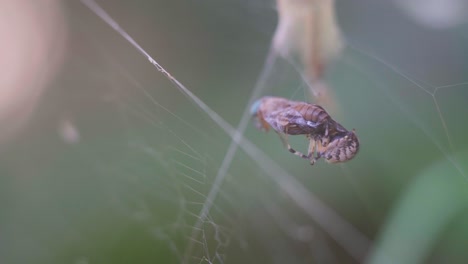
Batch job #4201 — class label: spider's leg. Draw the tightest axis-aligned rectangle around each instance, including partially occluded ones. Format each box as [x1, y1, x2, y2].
[315, 139, 322, 160]
[277, 133, 309, 159]
[306, 135, 318, 165]
[322, 122, 330, 147]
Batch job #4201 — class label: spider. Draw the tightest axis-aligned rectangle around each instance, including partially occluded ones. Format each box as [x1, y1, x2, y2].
[251, 96, 359, 165]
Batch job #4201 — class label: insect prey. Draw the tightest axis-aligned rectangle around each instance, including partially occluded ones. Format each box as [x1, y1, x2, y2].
[250, 96, 359, 165]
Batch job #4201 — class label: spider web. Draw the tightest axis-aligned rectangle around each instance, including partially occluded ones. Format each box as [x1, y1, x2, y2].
[2, 1, 468, 264]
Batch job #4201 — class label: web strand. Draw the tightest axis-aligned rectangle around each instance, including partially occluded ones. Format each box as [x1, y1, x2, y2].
[183, 48, 278, 261]
[345, 43, 466, 179]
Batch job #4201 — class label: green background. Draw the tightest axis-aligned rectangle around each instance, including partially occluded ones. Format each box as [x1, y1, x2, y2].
[2, 0, 468, 263]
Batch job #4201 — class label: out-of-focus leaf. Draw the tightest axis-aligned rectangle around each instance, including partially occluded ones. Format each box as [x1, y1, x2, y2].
[367, 151, 468, 264]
